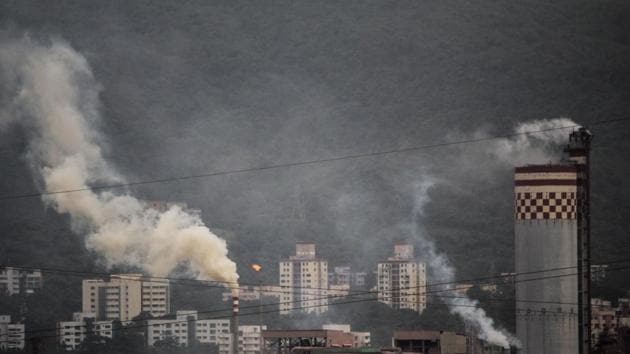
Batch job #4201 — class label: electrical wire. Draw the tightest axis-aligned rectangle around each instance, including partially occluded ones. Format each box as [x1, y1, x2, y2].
[3, 263, 629, 343]
[1, 117, 628, 202]
[4, 257, 629, 298]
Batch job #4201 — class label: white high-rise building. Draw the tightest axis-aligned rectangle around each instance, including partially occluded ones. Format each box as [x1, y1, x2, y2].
[57, 313, 114, 351]
[0, 315, 25, 351]
[377, 244, 426, 314]
[0, 267, 42, 295]
[279, 243, 328, 314]
[82, 274, 170, 321]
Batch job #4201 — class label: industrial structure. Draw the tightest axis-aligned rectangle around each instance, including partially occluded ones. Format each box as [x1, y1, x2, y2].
[279, 243, 329, 314]
[377, 244, 427, 314]
[514, 128, 592, 353]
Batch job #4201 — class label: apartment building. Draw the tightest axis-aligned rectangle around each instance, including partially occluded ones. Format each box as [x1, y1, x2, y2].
[82, 274, 170, 321]
[147, 311, 200, 347]
[0, 315, 24, 351]
[57, 312, 114, 351]
[0, 267, 42, 295]
[238, 325, 267, 354]
[279, 243, 328, 315]
[147, 311, 265, 354]
[377, 244, 426, 314]
[222, 285, 282, 302]
[329, 267, 368, 289]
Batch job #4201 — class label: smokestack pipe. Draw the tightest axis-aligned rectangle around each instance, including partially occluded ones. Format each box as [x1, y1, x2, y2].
[232, 296, 239, 354]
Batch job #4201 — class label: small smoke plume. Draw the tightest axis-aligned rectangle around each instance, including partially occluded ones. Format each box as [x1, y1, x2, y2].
[411, 180, 518, 348]
[485, 117, 577, 165]
[0, 35, 238, 288]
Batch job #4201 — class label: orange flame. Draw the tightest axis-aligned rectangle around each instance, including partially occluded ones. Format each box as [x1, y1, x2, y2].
[251, 264, 263, 272]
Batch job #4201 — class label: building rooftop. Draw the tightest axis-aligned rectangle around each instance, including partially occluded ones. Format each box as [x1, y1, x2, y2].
[392, 330, 464, 340]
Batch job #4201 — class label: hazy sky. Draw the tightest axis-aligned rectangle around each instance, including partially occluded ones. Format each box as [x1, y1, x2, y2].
[1, 0, 629, 286]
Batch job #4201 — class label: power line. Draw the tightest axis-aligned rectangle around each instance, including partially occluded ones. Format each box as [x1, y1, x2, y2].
[4, 263, 629, 343]
[0, 284, 605, 345]
[1, 260, 625, 340]
[0, 294, 550, 345]
[3, 257, 629, 301]
[1, 117, 628, 202]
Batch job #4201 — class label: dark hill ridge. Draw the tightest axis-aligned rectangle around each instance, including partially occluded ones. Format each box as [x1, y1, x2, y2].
[0, 0, 628, 326]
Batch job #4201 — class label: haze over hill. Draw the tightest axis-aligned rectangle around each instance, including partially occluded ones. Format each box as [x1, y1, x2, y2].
[1, 0, 629, 334]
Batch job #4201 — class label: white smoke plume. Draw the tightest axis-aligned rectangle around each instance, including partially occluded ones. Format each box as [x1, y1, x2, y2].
[411, 180, 518, 348]
[485, 117, 577, 165]
[410, 118, 581, 348]
[0, 35, 239, 289]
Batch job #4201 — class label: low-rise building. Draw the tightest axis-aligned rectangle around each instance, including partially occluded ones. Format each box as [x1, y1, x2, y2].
[0, 315, 24, 351]
[263, 329, 355, 354]
[197, 319, 232, 354]
[147, 310, 264, 354]
[322, 324, 371, 347]
[392, 330, 466, 354]
[0, 267, 42, 295]
[57, 312, 114, 351]
[146, 311, 196, 347]
[591, 298, 617, 346]
[590, 264, 608, 283]
[222, 285, 282, 302]
[238, 325, 267, 354]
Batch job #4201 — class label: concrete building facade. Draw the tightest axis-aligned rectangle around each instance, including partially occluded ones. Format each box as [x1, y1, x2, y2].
[147, 311, 265, 354]
[222, 285, 282, 302]
[237, 325, 267, 354]
[514, 128, 592, 354]
[82, 274, 170, 321]
[392, 330, 466, 354]
[279, 243, 328, 315]
[262, 329, 355, 354]
[0, 267, 42, 295]
[57, 312, 114, 351]
[591, 298, 616, 346]
[377, 244, 426, 314]
[0, 315, 25, 351]
[329, 267, 368, 289]
[322, 324, 371, 347]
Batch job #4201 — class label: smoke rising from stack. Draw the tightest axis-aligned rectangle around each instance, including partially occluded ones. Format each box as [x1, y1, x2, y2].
[410, 118, 581, 348]
[0, 35, 239, 289]
[490, 118, 578, 164]
[411, 180, 518, 348]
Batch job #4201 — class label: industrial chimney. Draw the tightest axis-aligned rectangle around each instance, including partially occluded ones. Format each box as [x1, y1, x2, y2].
[231, 296, 239, 354]
[514, 127, 592, 354]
